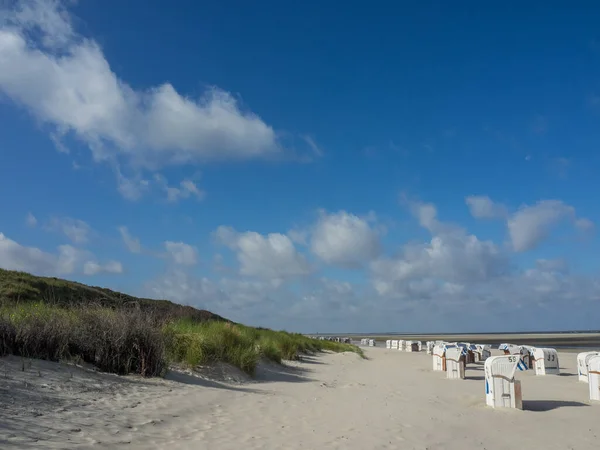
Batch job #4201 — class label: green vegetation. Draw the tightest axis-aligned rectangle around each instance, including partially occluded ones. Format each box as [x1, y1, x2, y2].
[0, 302, 167, 376]
[164, 320, 363, 376]
[0, 269, 227, 323]
[0, 269, 363, 378]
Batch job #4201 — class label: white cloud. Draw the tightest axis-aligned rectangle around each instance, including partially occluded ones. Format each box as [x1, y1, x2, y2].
[214, 226, 310, 279]
[116, 169, 150, 201]
[144, 270, 282, 321]
[535, 258, 569, 274]
[287, 278, 362, 321]
[118, 226, 141, 253]
[371, 201, 507, 297]
[0, 232, 85, 275]
[310, 210, 381, 267]
[25, 212, 37, 227]
[144, 269, 227, 306]
[9, 0, 74, 49]
[465, 196, 508, 219]
[287, 228, 308, 245]
[407, 200, 460, 235]
[575, 218, 594, 232]
[370, 233, 507, 295]
[164, 241, 198, 266]
[83, 260, 123, 275]
[154, 175, 205, 203]
[412, 201, 440, 232]
[0, 0, 282, 172]
[301, 135, 323, 158]
[144, 239, 600, 333]
[144, 269, 365, 330]
[507, 200, 592, 252]
[46, 216, 91, 244]
[148, 197, 599, 332]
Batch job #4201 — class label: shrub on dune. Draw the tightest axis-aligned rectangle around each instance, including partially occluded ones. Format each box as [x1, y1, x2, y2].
[0, 304, 363, 378]
[0, 303, 166, 377]
[165, 320, 260, 375]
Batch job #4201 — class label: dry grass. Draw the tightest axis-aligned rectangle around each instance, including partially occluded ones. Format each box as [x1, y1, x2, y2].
[0, 303, 166, 376]
[0, 269, 362, 378]
[0, 303, 363, 378]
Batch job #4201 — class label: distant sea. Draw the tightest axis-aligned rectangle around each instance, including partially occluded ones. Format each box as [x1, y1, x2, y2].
[331, 330, 600, 336]
[314, 330, 600, 351]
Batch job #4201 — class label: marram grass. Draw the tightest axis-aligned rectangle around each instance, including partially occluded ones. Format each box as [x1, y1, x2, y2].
[164, 320, 363, 375]
[0, 303, 363, 377]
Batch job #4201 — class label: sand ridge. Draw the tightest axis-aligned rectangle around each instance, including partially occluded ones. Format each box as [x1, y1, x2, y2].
[1, 348, 598, 449]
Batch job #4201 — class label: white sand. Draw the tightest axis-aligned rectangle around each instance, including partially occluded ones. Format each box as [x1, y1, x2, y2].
[1, 348, 598, 449]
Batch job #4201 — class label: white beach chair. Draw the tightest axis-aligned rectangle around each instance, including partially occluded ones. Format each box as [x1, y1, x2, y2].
[405, 340, 414, 352]
[391, 340, 399, 350]
[518, 345, 535, 369]
[588, 356, 600, 402]
[498, 343, 520, 355]
[426, 341, 434, 355]
[577, 351, 600, 383]
[484, 355, 526, 409]
[532, 348, 560, 375]
[432, 344, 446, 371]
[368, 339, 376, 347]
[445, 347, 465, 379]
[475, 344, 491, 362]
[386, 340, 392, 349]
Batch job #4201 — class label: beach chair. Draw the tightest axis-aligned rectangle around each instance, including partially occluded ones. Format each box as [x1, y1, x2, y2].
[484, 355, 526, 409]
[445, 347, 465, 379]
[386, 340, 391, 349]
[405, 340, 414, 352]
[532, 348, 560, 375]
[391, 340, 399, 350]
[577, 351, 600, 383]
[426, 341, 435, 355]
[518, 346, 535, 369]
[458, 343, 477, 364]
[498, 343, 520, 355]
[368, 339, 376, 347]
[588, 356, 600, 401]
[475, 345, 491, 362]
[432, 344, 446, 371]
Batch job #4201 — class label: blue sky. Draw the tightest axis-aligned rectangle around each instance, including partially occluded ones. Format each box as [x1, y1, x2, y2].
[1, 0, 599, 333]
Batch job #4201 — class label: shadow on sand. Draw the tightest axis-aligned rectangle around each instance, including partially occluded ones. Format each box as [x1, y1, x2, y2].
[523, 400, 588, 412]
[255, 362, 314, 383]
[164, 371, 265, 393]
[297, 355, 326, 365]
[465, 375, 485, 381]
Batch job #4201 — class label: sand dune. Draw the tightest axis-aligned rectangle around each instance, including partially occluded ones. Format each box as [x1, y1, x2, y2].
[1, 348, 598, 449]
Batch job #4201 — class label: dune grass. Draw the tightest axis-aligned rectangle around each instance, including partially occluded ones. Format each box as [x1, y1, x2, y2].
[0, 302, 167, 376]
[0, 302, 363, 378]
[0, 268, 227, 323]
[164, 319, 364, 376]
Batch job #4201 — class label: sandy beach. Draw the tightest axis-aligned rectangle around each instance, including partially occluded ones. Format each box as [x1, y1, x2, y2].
[1, 347, 598, 449]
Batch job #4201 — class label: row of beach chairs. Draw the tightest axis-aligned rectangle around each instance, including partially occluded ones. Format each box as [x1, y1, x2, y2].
[360, 338, 376, 347]
[367, 338, 600, 409]
[384, 339, 423, 352]
[430, 341, 600, 408]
